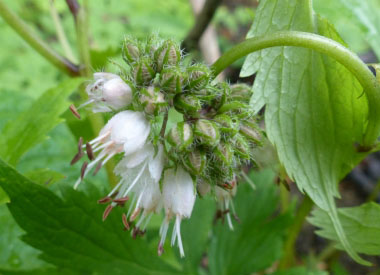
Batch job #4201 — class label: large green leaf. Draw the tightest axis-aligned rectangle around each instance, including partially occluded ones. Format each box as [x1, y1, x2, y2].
[241, 0, 369, 265]
[0, 159, 181, 275]
[208, 169, 292, 275]
[270, 266, 328, 275]
[309, 203, 380, 256]
[0, 78, 83, 166]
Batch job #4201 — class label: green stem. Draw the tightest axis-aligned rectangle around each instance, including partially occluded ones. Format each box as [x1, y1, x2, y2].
[49, 0, 77, 63]
[211, 31, 380, 146]
[75, 0, 91, 76]
[0, 0, 80, 76]
[278, 195, 314, 269]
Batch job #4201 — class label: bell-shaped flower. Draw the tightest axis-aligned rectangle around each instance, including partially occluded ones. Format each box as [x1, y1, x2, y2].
[159, 167, 196, 257]
[82, 72, 133, 112]
[215, 182, 237, 230]
[73, 110, 150, 189]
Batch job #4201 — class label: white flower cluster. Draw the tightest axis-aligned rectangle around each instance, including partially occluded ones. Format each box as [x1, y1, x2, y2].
[71, 73, 196, 257]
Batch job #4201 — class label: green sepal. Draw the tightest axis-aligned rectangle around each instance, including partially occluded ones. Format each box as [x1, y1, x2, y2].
[194, 119, 220, 147]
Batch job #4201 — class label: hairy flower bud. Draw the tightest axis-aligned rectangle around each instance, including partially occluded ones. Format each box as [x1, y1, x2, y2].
[182, 149, 206, 175]
[234, 134, 251, 160]
[186, 64, 210, 90]
[174, 94, 202, 116]
[160, 67, 183, 94]
[133, 57, 156, 85]
[213, 114, 238, 135]
[167, 122, 193, 151]
[239, 120, 263, 145]
[154, 40, 181, 72]
[194, 119, 220, 147]
[139, 86, 167, 115]
[230, 83, 253, 103]
[213, 142, 233, 166]
[123, 37, 140, 64]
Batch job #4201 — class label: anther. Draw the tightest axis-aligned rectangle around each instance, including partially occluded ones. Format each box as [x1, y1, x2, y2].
[122, 213, 130, 231]
[158, 244, 164, 256]
[69, 104, 81, 119]
[93, 162, 102, 176]
[70, 152, 83, 165]
[97, 196, 112, 204]
[80, 161, 88, 180]
[102, 205, 114, 221]
[86, 142, 95, 160]
[113, 196, 129, 205]
[78, 137, 84, 153]
[130, 208, 141, 221]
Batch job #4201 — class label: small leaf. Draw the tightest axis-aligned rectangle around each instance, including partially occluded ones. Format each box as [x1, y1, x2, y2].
[309, 203, 380, 256]
[208, 169, 292, 275]
[24, 168, 65, 186]
[0, 159, 181, 275]
[0, 78, 84, 166]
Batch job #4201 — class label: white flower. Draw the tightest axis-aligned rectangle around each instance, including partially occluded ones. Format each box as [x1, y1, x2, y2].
[81, 72, 133, 112]
[73, 110, 150, 189]
[215, 183, 237, 230]
[159, 167, 196, 257]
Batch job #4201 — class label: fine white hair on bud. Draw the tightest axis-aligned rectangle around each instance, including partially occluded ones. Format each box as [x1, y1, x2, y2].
[81, 72, 133, 113]
[159, 167, 196, 257]
[73, 111, 150, 189]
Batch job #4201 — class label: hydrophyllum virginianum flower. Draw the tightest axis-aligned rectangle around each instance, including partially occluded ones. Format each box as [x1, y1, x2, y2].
[214, 183, 238, 230]
[81, 72, 133, 112]
[159, 167, 196, 257]
[72, 110, 150, 189]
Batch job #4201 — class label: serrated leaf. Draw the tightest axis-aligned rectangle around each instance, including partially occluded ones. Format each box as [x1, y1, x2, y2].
[309, 203, 380, 256]
[241, 0, 369, 265]
[0, 159, 181, 275]
[208, 169, 292, 275]
[0, 78, 83, 166]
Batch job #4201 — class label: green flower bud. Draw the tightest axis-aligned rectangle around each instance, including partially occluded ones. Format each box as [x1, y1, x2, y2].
[167, 122, 193, 151]
[186, 64, 210, 90]
[154, 40, 181, 72]
[174, 94, 202, 116]
[239, 120, 263, 145]
[213, 142, 233, 165]
[182, 149, 206, 175]
[234, 134, 251, 160]
[194, 119, 220, 147]
[133, 57, 156, 85]
[160, 67, 183, 94]
[122, 37, 140, 64]
[230, 83, 253, 102]
[139, 86, 167, 115]
[213, 114, 238, 135]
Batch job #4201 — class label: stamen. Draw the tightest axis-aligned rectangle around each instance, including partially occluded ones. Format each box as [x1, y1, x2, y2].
[69, 104, 81, 119]
[86, 143, 95, 160]
[122, 213, 130, 230]
[80, 161, 88, 180]
[158, 219, 169, 256]
[176, 216, 185, 257]
[93, 162, 102, 176]
[113, 196, 129, 204]
[70, 152, 84, 165]
[78, 137, 83, 152]
[121, 162, 148, 198]
[130, 208, 141, 221]
[102, 205, 113, 221]
[78, 99, 95, 110]
[88, 131, 110, 146]
[97, 196, 112, 204]
[158, 243, 164, 256]
[93, 140, 113, 153]
[107, 180, 124, 197]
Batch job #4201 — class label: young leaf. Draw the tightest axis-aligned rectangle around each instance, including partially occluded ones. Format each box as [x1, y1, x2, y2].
[0, 159, 181, 275]
[309, 203, 380, 256]
[241, 0, 369, 265]
[208, 169, 292, 275]
[0, 78, 83, 166]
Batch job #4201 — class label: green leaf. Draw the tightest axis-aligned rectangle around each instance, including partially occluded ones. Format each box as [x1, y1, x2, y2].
[208, 169, 292, 275]
[241, 0, 369, 265]
[309, 203, 380, 256]
[23, 168, 65, 186]
[0, 78, 84, 166]
[0, 159, 181, 275]
[270, 266, 328, 275]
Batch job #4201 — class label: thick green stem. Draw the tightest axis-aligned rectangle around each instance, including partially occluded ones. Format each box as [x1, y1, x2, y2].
[75, 0, 91, 76]
[211, 31, 380, 146]
[0, 0, 80, 76]
[278, 195, 314, 269]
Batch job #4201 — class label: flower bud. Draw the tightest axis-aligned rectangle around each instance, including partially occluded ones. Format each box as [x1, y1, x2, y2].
[154, 40, 181, 72]
[217, 101, 248, 114]
[213, 142, 233, 166]
[174, 94, 202, 116]
[213, 114, 238, 135]
[122, 37, 140, 64]
[139, 86, 167, 115]
[167, 122, 194, 151]
[233, 134, 251, 160]
[160, 67, 183, 94]
[197, 180, 211, 197]
[182, 149, 206, 175]
[230, 83, 253, 103]
[239, 120, 263, 146]
[194, 119, 220, 147]
[186, 64, 210, 90]
[133, 57, 156, 85]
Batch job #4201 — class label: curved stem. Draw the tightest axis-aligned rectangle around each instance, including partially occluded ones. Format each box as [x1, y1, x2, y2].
[0, 0, 80, 76]
[211, 31, 380, 146]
